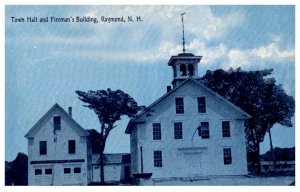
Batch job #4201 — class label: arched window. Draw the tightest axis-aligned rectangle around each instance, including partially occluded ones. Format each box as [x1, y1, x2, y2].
[180, 64, 187, 76]
[188, 64, 194, 76]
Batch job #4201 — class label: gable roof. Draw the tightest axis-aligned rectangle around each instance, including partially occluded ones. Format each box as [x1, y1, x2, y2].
[24, 103, 89, 138]
[125, 77, 251, 134]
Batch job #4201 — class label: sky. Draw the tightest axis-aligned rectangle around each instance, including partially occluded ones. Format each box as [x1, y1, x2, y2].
[5, 5, 295, 161]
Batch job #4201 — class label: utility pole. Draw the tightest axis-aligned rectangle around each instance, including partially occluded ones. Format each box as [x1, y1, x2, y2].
[268, 127, 276, 172]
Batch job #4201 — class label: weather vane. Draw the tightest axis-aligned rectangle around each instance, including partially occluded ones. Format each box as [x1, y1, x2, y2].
[181, 13, 186, 53]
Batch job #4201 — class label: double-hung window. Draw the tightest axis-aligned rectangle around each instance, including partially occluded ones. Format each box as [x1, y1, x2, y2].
[198, 122, 210, 139]
[175, 98, 184, 114]
[174, 122, 183, 139]
[223, 148, 232, 165]
[222, 121, 231, 137]
[197, 97, 206, 113]
[152, 123, 161, 140]
[153, 150, 162, 167]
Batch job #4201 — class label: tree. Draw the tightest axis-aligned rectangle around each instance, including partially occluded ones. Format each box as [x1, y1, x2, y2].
[87, 129, 102, 154]
[200, 68, 295, 173]
[5, 153, 28, 185]
[76, 89, 144, 183]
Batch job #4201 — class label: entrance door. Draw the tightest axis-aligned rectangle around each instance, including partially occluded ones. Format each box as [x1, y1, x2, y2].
[185, 153, 202, 176]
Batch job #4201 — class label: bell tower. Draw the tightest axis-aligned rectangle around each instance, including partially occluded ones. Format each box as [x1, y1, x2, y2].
[167, 13, 202, 87]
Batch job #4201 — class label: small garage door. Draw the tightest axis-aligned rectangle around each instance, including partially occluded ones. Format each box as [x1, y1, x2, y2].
[33, 165, 54, 186]
[62, 164, 82, 185]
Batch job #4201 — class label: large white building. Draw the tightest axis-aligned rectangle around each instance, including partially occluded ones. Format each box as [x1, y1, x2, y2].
[125, 52, 251, 182]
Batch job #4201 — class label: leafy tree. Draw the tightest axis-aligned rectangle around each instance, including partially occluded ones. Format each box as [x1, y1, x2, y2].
[5, 153, 28, 185]
[76, 89, 144, 183]
[200, 68, 295, 173]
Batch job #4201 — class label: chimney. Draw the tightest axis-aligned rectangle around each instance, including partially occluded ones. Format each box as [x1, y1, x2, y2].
[68, 107, 72, 117]
[167, 86, 172, 93]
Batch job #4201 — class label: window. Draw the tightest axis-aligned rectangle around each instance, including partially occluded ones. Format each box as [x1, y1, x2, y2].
[198, 122, 210, 139]
[222, 121, 231, 137]
[152, 123, 161, 140]
[180, 64, 187, 76]
[45, 168, 52, 175]
[68, 140, 76, 154]
[53, 116, 61, 130]
[188, 64, 194, 76]
[64, 168, 71, 174]
[153, 150, 162, 167]
[223, 148, 232, 165]
[197, 97, 206, 113]
[174, 122, 183, 139]
[74, 167, 81, 174]
[175, 98, 184, 114]
[39, 141, 47, 155]
[35, 169, 42, 175]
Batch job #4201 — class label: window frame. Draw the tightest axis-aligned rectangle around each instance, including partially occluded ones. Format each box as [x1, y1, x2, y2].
[175, 97, 184, 114]
[153, 150, 163, 168]
[223, 148, 232, 165]
[74, 167, 81, 174]
[197, 97, 206, 113]
[39, 141, 47, 155]
[35, 169, 42, 175]
[152, 123, 162, 140]
[53, 116, 61, 130]
[68, 140, 76, 154]
[64, 168, 71, 174]
[174, 122, 183, 140]
[200, 122, 210, 139]
[45, 168, 52, 175]
[222, 121, 231, 138]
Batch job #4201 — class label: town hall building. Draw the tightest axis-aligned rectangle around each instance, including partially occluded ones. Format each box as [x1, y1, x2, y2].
[125, 52, 251, 182]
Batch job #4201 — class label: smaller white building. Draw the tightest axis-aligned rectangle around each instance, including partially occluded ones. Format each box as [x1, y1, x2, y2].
[25, 103, 131, 185]
[25, 103, 92, 186]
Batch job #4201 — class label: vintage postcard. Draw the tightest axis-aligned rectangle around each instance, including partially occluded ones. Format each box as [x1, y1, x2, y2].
[4, 4, 295, 189]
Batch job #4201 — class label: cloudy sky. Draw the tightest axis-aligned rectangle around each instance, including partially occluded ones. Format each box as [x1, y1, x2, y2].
[5, 5, 295, 161]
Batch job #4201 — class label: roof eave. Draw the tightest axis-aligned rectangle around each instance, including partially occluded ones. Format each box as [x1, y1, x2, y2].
[167, 55, 202, 66]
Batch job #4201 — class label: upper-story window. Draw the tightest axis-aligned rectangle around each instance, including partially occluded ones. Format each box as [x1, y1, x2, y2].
[198, 122, 210, 139]
[174, 122, 183, 139]
[197, 97, 206, 113]
[53, 116, 61, 130]
[175, 98, 184, 114]
[222, 121, 231, 137]
[180, 64, 187, 76]
[39, 141, 47, 155]
[68, 140, 76, 154]
[223, 148, 232, 165]
[188, 64, 194, 76]
[152, 123, 161, 140]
